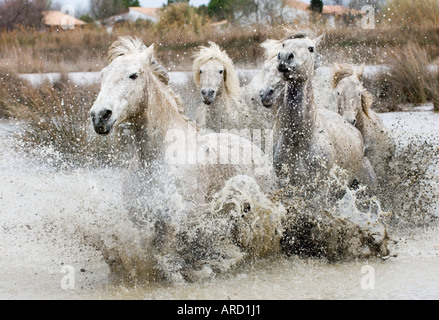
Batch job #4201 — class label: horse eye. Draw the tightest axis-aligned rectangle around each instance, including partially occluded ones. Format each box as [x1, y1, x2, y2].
[219, 70, 223, 74]
[199, 70, 203, 74]
[308, 47, 314, 53]
[282, 43, 285, 48]
[129, 73, 138, 80]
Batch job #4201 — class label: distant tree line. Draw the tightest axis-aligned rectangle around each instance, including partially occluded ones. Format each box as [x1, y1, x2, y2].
[0, 0, 49, 30]
[90, 0, 140, 20]
[0, 0, 387, 31]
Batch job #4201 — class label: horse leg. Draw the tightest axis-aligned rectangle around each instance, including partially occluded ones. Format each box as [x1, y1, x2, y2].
[355, 156, 378, 191]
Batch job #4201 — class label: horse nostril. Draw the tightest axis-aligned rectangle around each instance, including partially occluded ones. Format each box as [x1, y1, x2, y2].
[100, 109, 113, 122]
[268, 89, 274, 96]
[90, 111, 96, 121]
[208, 89, 215, 96]
[351, 119, 357, 126]
[287, 53, 294, 61]
[201, 89, 207, 96]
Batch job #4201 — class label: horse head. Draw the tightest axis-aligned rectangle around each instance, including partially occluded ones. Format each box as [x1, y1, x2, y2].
[333, 63, 371, 126]
[193, 42, 240, 106]
[259, 57, 284, 108]
[277, 31, 324, 83]
[90, 37, 166, 135]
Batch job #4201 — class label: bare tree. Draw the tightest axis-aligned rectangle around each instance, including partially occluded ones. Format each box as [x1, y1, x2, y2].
[256, 0, 283, 25]
[0, 0, 50, 30]
[90, 0, 125, 20]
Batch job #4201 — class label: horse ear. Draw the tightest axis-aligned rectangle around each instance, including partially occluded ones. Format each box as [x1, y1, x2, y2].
[357, 63, 365, 80]
[139, 44, 155, 62]
[147, 44, 156, 60]
[315, 34, 325, 47]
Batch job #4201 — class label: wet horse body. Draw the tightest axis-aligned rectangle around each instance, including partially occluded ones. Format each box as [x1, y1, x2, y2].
[333, 64, 395, 183]
[270, 32, 377, 188]
[90, 37, 277, 201]
[193, 42, 261, 133]
[89, 38, 283, 278]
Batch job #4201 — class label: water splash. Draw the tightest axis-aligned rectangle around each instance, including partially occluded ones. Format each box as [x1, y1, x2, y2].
[1, 110, 438, 286]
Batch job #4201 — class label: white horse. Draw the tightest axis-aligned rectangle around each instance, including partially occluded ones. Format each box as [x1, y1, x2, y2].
[258, 39, 332, 111]
[332, 63, 396, 182]
[192, 42, 269, 132]
[270, 30, 377, 189]
[242, 40, 282, 110]
[89, 37, 283, 279]
[259, 55, 285, 109]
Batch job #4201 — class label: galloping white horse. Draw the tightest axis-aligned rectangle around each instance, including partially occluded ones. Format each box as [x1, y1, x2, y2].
[259, 55, 285, 109]
[332, 63, 395, 181]
[269, 30, 377, 189]
[243, 40, 282, 110]
[258, 39, 331, 111]
[89, 37, 283, 271]
[192, 42, 269, 132]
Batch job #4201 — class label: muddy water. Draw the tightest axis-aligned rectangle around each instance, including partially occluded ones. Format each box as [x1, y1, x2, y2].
[0, 109, 438, 300]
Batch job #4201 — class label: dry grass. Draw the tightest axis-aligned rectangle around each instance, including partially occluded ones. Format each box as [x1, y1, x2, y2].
[2, 22, 439, 73]
[0, 68, 131, 167]
[369, 42, 439, 110]
[1, 1, 439, 73]
[384, 0, 439, 27]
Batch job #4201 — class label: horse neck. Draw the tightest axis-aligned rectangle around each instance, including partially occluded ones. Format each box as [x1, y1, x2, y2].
[277, 77, 316, 148]
[207, 90, 239, 130]
[134, 71, 190, 162]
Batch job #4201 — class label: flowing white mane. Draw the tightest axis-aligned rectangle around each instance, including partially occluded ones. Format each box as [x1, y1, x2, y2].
[108, 36, 171, 85]
[192, 42, 241, 98]
[260, 39, 282, 60]
[282, 27, 318, 41]
[333, 63, 373, 117]
[108, 36, 147, 63]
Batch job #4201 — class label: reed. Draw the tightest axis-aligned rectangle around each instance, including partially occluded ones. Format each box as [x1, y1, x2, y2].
[384, 0, 439, 27]
[372, 42, 439, 110]
[0, 68, 131, 168]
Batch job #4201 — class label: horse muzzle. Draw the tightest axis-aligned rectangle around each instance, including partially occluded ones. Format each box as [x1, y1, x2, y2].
[278, 51, 298, 79]
[260, 88, 275, 108]
[91, 108, 115, 135]
[201, 88, 216, 105]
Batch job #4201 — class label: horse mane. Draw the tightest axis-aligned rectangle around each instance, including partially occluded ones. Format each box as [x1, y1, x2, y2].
[361, 90, 373, 118]
[108, 36, 147, 62]
[282, 27, 317, 41]
[333, 63, 373, 118]
[332, 63, 358, 88]
[108, 36, 188, 121]
[108, 36, 170, 85]
[192, 42, 241, 98]
[260, 39, 283, 60]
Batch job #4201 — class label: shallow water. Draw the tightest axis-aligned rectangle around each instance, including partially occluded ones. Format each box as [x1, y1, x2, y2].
[0, 108, 438, 300]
